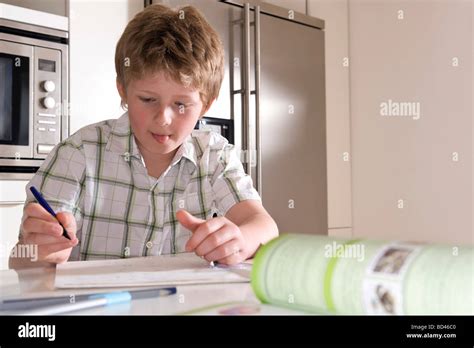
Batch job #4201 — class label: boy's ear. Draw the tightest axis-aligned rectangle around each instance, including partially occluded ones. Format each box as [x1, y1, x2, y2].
[200, 99, 215, 117]
[116, 78, 127, 103]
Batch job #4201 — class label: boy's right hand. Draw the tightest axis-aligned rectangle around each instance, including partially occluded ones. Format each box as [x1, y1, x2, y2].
[20, 203, 79, 264]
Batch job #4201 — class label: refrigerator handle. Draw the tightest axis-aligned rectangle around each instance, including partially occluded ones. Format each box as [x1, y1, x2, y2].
[243, 3, 251, 177]
[254, 5, 262, 196]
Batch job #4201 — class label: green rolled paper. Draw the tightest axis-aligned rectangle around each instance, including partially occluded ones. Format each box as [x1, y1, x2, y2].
[251, 234, 473, 315]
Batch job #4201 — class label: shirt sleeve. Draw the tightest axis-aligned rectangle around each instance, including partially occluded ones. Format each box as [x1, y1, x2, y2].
[22, 137, 86, 240]
[211, 142, 261, 216]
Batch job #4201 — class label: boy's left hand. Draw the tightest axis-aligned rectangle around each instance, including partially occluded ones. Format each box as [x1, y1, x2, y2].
[176, 210, 247, 265]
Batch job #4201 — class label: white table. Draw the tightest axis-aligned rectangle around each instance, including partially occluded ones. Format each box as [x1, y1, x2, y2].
[0, 266, 302, 315]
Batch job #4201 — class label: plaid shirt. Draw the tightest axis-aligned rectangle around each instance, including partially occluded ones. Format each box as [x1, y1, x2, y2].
[23, 113, 260, 261]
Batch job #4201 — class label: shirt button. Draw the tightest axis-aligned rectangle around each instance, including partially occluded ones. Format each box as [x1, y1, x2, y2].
[146, 241, 153, 249]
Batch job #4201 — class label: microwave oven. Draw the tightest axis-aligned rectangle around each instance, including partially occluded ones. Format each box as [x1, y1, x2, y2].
[0, 12, 69, 178]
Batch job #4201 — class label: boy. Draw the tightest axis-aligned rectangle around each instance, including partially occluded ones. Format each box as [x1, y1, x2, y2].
[9, 4, 278, 268]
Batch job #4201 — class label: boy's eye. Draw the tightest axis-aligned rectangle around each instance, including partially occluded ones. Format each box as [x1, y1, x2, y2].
[175, 102, 189, 113]
[139, 97, 156, 103]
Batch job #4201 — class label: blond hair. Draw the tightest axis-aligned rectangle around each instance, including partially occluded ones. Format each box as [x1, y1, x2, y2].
[115, 4, 224, 109]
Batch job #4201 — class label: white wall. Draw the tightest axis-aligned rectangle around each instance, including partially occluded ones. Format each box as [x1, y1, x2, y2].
[348, 0, 472, 245]
[68, 0, 144, 133]
[308, 0, 352, 238]
[306, 0, 472, 245]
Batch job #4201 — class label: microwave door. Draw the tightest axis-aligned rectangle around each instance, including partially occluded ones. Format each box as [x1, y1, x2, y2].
[0, 40, 34, 160]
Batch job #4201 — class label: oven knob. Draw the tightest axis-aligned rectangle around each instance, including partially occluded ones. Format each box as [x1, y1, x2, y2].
[42, 80, 56, 92]
[42, 97, 56, 109]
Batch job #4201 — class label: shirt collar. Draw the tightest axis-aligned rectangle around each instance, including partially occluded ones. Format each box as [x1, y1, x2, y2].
[106, 112, 198, 167]
[106, 112, 140, 159]
[171, 135, 198, 167]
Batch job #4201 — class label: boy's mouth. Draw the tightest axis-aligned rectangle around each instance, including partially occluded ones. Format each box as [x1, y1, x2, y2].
[151, 132, 171, 144]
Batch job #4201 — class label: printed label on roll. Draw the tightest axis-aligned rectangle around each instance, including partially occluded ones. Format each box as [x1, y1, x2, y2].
[363, 242, 423, 314]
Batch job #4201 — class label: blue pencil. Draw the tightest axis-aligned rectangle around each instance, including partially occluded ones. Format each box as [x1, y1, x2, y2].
[29, 186, 71, 240]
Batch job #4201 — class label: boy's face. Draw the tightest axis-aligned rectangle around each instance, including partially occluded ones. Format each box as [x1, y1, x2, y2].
[117, 71, 209, 160]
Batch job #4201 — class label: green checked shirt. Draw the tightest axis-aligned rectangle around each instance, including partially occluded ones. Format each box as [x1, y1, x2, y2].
[23, 113, 261, 261]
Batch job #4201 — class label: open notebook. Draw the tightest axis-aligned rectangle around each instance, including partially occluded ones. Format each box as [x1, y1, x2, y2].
[55, 253, 251, 289]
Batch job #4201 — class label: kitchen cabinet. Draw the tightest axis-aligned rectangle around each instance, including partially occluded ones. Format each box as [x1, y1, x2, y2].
[0, 0, 67, 16]
[0, 204, 23, 270]
[0, 180, 27, 270]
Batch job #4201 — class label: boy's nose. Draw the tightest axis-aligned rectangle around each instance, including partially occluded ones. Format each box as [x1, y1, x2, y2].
[154, 106, 173, 126]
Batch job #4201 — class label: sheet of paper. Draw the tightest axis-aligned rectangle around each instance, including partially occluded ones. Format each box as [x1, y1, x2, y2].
[55, 253, 251, 289]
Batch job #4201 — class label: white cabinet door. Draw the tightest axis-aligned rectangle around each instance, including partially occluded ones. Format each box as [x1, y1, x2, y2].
[0, 180, 28, 270]
[0, 204, 24, 270]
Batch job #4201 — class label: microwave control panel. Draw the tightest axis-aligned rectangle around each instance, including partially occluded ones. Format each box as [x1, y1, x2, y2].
[33, 46, 61, 158]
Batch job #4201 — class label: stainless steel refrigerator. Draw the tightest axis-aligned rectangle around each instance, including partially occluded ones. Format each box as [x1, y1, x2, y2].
[157, 0, 327, 235]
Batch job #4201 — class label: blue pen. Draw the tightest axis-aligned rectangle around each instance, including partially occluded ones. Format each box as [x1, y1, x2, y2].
[13, 288, 177, 315]
[16, 292, 133, 315]
[0, 287, 177, 312]
[29, 186, 71, 240]
[23, 292, 131, 315]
